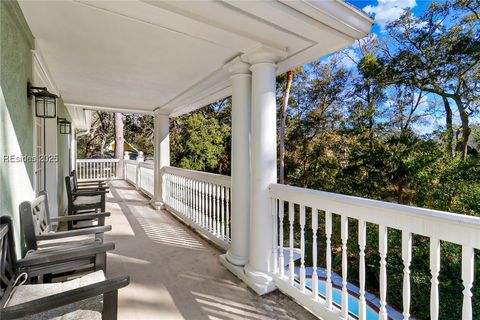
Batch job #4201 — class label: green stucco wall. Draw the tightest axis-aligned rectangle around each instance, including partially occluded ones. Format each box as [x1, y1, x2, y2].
[0, 0, 35, 253]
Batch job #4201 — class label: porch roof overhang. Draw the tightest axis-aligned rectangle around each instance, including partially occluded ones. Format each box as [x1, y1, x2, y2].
[19, 0, 373, 117]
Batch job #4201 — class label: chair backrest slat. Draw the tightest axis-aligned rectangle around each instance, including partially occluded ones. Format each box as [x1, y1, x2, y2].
[0, 217, 17, 308]
[19, 193, 53, 256]
[71, 170, 79, 191]
[65, 176, 74, 206]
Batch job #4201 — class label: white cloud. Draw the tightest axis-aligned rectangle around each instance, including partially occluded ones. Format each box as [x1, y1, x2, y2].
[363, 0, 417, 31]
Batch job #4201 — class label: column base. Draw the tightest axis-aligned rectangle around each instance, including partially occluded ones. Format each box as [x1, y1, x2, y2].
[149, 199, 164, 210]
[220, 255, 277, 295]
[225, 250, 248, 267]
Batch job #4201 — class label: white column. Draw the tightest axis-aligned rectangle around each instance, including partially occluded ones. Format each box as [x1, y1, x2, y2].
[45, 117, 58, 219]
[224, 58, 251, 266]
[243, 46, 285, 294]
[151, 113, 170, 209]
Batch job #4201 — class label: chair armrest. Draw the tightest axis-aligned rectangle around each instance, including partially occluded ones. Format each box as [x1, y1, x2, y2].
[51, 212, 111, 222]
[17, 242, 115, 268]
[76, 186, 110, 192]
[36, 225, 112, 240]
[72, 190, 108, 196]
[77, 181, 106, 186]
[0, 276, 130, 320]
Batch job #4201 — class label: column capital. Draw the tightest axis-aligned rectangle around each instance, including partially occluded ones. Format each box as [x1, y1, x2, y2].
[153, 109, 170, 117]
[224, 56, 251, 76]
[241, 45, 287, 65]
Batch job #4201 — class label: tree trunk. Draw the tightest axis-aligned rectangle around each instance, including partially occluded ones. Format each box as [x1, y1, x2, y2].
[397, 180, 405, 204]
[280, 70, 294, 184]
[114, 113, 124, 178]
[100, 137, 106, 158]
[442, 96, 454, 157]
[453, 96, 470, 161]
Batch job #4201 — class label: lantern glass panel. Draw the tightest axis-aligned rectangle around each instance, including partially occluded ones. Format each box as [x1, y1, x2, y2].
[59, 121, 71, 134]
[35, 95, 56, 118]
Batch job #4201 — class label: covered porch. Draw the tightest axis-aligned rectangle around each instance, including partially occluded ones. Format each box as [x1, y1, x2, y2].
[3, 0, 479, 319]
[105, 178, 314, 319]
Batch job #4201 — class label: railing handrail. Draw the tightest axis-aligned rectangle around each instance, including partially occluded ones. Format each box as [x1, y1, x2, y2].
[164, 166, 231, 187]
[270, 183, 480, 248]
[138, 162, 153, 169]
[77, 158, 120, 163]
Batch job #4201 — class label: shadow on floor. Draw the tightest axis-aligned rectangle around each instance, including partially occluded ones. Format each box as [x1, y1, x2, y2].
[105, 180, 317, 320]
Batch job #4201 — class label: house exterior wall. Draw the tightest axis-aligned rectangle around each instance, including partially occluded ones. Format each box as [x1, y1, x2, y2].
[0, 0, 35, 252]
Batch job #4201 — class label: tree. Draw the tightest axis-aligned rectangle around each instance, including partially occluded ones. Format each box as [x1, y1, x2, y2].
[114, 113, 124, 177]
[170, 100, 231, 175]
[383, 3, 480, 160]
[77, 112, 113, 158]
[279, 69, 294, 184]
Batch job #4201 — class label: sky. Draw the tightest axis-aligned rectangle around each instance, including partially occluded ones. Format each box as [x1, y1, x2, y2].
[347, 0, 436, 32]
[332, 0, 465, 135]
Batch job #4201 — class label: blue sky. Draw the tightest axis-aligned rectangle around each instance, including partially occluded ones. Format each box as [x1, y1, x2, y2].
[347, 0, 436, 33]
[332, 0, 469, 135]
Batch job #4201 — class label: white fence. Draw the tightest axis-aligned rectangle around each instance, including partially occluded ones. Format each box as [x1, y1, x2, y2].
[122, 161, 232, 249]
[125, 160, 154, 197]
[76, 159, 120, 181]
[269, 183, 480, 320]
[163, 166, 232, 250]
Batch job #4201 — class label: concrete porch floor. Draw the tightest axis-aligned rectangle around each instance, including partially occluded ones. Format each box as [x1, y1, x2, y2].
[104, 179, 317, 320]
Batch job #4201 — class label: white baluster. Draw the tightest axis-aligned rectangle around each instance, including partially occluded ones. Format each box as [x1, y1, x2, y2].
[358, 220, 367, 320]
[207, 183, 211, 231]
[279, 200, 285, 278]
[183, 177, 186, 214]
[402, 231, 412, 320]
[212, 184, 217, 235]
[312, 208, 319, 301]
[200, 182, 206, 229]
[193, 180, 199, 224]
[300, 205, 306, 292]
[341, 215, 349, 319]
[186, 177, 190, 216]
[288, 202, 295, 285]
[326, 211, 333, 309]
[462, 245, 474, 320]
[216, 185, 220, 237]
[379, 225, 388, 320]
[221, 186, 225, 240]
[430, 238, 440, 320]
[225, 188, 230, 242]
[271, 198, 278, 274]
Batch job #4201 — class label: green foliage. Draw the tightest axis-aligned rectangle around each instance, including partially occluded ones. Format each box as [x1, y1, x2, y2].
[171, 100, 231, 175]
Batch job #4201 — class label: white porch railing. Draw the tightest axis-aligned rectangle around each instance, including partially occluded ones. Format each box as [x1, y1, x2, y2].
[163, 166, 231, 250]
[125, 160, 154, 197]
[76, 159, 120, 181]
[269, 183, 480, 320]
[122, 161, 232, 250]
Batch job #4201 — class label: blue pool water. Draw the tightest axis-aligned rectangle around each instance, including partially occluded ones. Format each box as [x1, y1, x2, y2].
[305, 279, 379, 320]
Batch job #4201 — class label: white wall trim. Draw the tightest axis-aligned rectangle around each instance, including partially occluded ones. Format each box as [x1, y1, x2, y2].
[31, 42, 59, 95]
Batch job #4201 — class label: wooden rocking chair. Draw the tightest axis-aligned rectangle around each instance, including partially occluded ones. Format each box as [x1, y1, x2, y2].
[66, 176, 108, 230]
[0, 216, 129, 320]
[19, 191, 111, 251]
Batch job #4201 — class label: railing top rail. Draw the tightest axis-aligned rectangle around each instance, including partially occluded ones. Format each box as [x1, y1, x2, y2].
[270, 183, 480, 248]
[164, 166, 231, 187]
[77, 158, 120, 162]
[138, 162, 154, 169]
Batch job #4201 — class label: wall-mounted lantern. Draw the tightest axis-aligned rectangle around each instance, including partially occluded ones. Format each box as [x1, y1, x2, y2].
[57, 118, 72, 135]
[27, 82, 58, 118]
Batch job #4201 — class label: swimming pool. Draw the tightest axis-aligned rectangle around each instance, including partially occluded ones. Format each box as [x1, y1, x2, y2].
[305, 278, 379, 320]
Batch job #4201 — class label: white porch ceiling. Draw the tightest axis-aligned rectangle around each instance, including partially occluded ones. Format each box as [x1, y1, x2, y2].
[19, 0, 373, 117]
